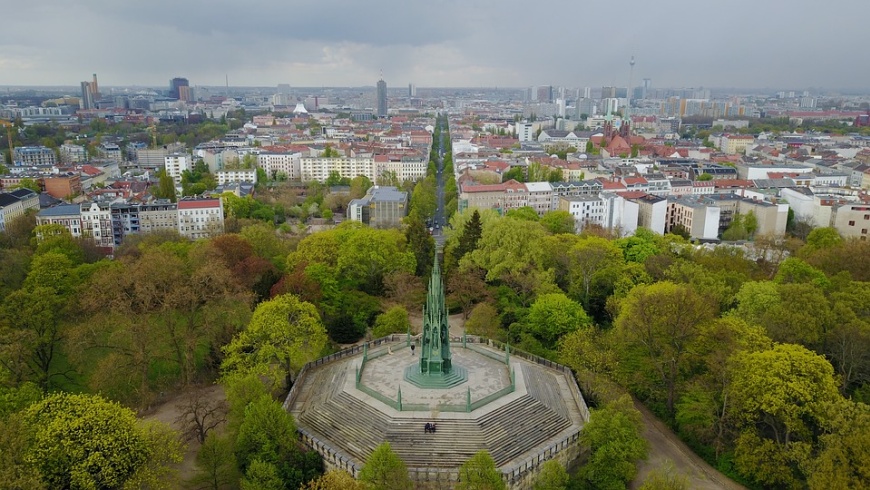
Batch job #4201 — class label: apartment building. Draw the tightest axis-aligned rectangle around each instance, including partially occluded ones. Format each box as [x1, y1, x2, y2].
[216, 169, 257, 185]
[59, 144, 87, 164]
[666, 196, 721, 241]
[719, 134, 755, 155]
[0, 189, 40, 232]
[13, 146, 56, 166]
[258, 151, 302, 180]
[44, 174, 82, 199]
[163, 153, 193, 185]
[80, 202, 114, 249]
[300, 156, 375, 182]
[459, 179, 528, 213]
[177, 197, 224, 240]
[831, 203, 870, 240]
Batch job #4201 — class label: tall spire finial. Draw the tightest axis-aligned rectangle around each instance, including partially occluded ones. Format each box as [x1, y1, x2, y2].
[419, 253, 451, 375]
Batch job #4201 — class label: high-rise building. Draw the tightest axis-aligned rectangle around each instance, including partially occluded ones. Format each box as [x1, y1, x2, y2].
[377, 78, 387, 117]
[409, 83, 416, 97]
[642, 78, 652, 99]
[80, 81, 94, 110]
[169, 77, 190, 99]
[91, 73, 100, 101]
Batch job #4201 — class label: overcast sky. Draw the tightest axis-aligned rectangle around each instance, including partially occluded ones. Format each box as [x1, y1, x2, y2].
[1, 0, 867, 90]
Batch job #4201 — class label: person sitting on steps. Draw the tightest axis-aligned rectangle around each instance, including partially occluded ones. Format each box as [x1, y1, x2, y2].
[424, 423, 431, 433]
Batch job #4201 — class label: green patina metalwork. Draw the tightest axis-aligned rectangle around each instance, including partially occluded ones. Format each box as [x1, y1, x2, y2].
[403, 255, 468, 389]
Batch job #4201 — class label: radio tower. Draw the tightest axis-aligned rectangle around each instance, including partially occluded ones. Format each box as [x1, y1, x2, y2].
[624, 56, 635, 137]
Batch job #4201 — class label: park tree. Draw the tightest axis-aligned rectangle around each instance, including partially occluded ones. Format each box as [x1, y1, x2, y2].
[457, 450, 506, 490]
[676, 317, 771, 456]
[336, 227, 416, 294]
[727, 344, 841, 488]
[235, 395, 322, 488]
[465, 217, 547, 282]
[533, 459, 569, 490]
[358, 442, 412, 490]
[825, 282, 870, 394]
[372, 306, 411, 338]
[448, 266, 489, 319]
[349, 175, 373, 199]
[539, 210, 575, 235]
[524, 293, 591, 346]
[505, 206, 540, 222]
[455, 209, 484, 260]
[405, 215, 435, 277]
[614, 282, 714, 417]
[773, 257, 830, 289]
[240, 459, 283, 490]
[464, 303, 501, 339]
[222, 294, 328, 390]
[382, 270, 425, 311]
[805, 399, 870, 490]
[22, 392, 182, 489]
[578, 395, 647, 490]
[302, 470, 365, 490]
[568, 236, 623, 310]
[193, 432, 239, 490]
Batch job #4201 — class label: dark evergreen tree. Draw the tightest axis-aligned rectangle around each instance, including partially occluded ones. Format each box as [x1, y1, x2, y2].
[405, 216, 435, 277]
[456, 210, 483, 260]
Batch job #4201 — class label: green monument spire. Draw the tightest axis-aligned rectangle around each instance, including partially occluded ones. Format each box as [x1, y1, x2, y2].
[420, 255, 452, 375]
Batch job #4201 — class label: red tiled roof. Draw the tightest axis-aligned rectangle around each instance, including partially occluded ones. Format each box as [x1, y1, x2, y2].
[178, 199, 221, 209]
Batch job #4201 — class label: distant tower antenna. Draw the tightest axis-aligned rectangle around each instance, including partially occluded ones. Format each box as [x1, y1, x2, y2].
[627, 55, 635, 134]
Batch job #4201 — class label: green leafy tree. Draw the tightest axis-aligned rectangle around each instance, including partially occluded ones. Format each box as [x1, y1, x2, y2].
[23, 392, 183, 489]
[302, 470, 365, 490]
[372, 306, 411, 338]
[457, 450, 505, 490]
[222, 294, 328, 389]
[464, 303, 501, 339]
[505, 206, 540, 222]
[192, 432, 239, 490]
[153, 168, 177, 202]
[578, 395, 647, 490]
[614, 282, 714, 417]
[240, 459, 283, 490]
[568, 236, 624, 309]
[358, 442, 412, 490]
[405, 215, 435, 277]
[727, 344, 841, 488]
[533, 459, 569, 490]
[502, 166, 526, 182]
[525, 293, 591, 346]
[349, 175, 373, 199]
[13, 177, 40, 192]
[539, 210, 575, 235]
[806, 399, 870, 490]
[235, 396, 321, 487]
[337, 228, 416, 294]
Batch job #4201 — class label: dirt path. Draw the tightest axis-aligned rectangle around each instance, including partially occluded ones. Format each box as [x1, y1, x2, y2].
[141, 384, 227, 486]
[630, 400, 745, 490]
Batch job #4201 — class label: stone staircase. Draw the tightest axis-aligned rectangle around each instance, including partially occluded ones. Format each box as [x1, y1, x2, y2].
[521, 364, 569, 420]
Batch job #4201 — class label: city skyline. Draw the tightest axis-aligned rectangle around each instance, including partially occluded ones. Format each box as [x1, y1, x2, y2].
[1, 1, 869, 90]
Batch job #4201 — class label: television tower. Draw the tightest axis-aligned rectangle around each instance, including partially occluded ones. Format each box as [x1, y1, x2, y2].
[625, 56, 635, 136]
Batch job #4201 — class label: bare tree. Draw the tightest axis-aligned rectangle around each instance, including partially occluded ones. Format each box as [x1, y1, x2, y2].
[175, 387, 228, 444]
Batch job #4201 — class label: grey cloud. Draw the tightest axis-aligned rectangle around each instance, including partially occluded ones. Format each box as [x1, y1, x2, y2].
[0, 0, 868, 89]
